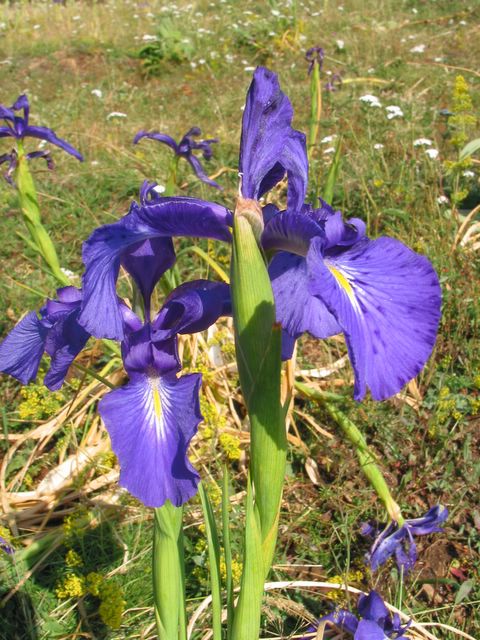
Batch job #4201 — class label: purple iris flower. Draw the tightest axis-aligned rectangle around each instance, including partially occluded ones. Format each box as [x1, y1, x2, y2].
[325, 72, 343, 92]
[0, 286, 90, 391]
[261, 198, 441, 401]
[0, 94, 83, 161]
[99, 279, 230, 507]
[134, 126, 221, 189]
[0, 148, 54, 184]
[363, 505, 448, 572]
[79, 181, 232, 341]
[305, 46, 325, 74]
[317, 590, 411, 639]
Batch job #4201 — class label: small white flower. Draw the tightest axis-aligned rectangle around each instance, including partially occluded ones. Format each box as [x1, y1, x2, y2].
[38, 140, 47, 149]
[33, 24, 40, 30]
[462, 170, 475, 178]
[434, 57, 443, 62]
[106, 111, 127, 120]
[323, 147, 335, 154]
[244, 66, 255, 72]
[359, 94, 382, 108]
[425, 148, 439, 159]
[72, 15, 81, 21]
[336, 39, 345, 50]
[91, 89, 103, 99]
[271, 9, 280, 16]
[190, 62, 197, 69]
[142, 34, 157, 42]
[459, 20, 467, 26]
[153, 184, 166, 194]
[412, 7, 418, 13]
[198, 58, 206, 64]
[373, 143, 384, 150]
[413, 138, 432, 147]
[321, 135, 335, 144]
[91, 161, 100, 166]
[60, 268, 75, 278]
[437, 195, 449, 205]
[225, 54, 234, 63]
[410, 44, 426, 53]
[386, 105, 404, 119]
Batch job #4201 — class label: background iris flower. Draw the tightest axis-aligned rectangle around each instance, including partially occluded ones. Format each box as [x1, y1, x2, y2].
[363, 505, 448, 572]
[0, 94, 83, 161]
[134, 126, 221, 189]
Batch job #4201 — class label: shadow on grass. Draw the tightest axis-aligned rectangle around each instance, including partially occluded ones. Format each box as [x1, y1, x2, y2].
[0, 590, 38, 640]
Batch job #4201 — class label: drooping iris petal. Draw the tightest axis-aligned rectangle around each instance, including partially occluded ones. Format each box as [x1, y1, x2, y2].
[312, 200, 367, 250]
[23, 125, 83, 161]
[99, 371, 202, 507]
[306, 236, 441, 401]
[239, 66, 308, 211]
[0, 312, 49, 384]
[186, 154, 221, 190]
[269, 252, 341, 347]
[152, 280, 231, 341]
[80, 197, 232, 340]
[322, 609, 359, 635]
[121, 237, 176, 313]
[133, 130, 178, 151]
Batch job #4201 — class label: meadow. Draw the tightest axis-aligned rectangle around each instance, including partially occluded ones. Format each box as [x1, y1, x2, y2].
[0, 0, 479, 638]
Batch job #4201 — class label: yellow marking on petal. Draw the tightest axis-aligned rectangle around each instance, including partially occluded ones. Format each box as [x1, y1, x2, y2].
[152, 388, 162, 419]
[327, 264, 356, 302]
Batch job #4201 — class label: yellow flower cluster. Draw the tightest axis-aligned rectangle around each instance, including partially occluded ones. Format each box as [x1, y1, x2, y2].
[63, 509, 90, 543]
[220, 558, 243, 586]
[65, 549, 83, 568]
[97, 580, 126, 630]
[18, 385, 64, 421]
[449, 75, 476, 150]
[55, 574, 85, 599]
[218, 432, 241, 461]
[325, 569, 365, 602]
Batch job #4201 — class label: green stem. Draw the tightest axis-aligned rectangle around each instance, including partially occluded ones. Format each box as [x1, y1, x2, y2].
[153, 503, 186, 640]
[14, 144, 70, 286]
[308, 61, 322, 161]
[164, 156, 180, 196]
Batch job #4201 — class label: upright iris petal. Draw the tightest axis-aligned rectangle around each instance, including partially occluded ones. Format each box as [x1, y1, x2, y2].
[0, 287, 90, 390]
[79, 186, 232, 340]
[0, 94, 83, 161]
[262, 201, 441, 401]
[239, 66, 308, 213]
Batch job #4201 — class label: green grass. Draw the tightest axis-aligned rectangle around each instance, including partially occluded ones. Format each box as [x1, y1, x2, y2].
[0, 0, 479, 638]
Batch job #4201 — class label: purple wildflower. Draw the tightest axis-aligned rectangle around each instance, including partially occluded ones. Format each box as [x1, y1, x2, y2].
[134, 126, 221, 189]
[317, 590, 411, 639]
[305, 46, 324, 74]
[325, 72, 343, 92]
[363, 505, 448, 572]
[0, 94, 83, 161]
[0, 286, 90, 391]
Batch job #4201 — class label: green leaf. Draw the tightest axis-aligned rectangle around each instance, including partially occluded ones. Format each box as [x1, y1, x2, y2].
[459, 138, 480, 161]
[454, 579, 475, 605]
[222, 468, 234, 640]
[198, 483, 223, 640]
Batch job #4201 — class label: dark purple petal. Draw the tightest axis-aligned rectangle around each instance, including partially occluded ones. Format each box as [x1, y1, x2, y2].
[152, 280, 231, 340]
[262, 210, 324, 255]
[307, 236, 441, 400]
[394, 533, 417, 573]
[281, 329, 297, 360]
[312, 200, 366, 251]
[121, 324, 180, 377]
[121, 237, 176, 314]
[0, 535, 14, 555]
[0, 127, 14, 139]
[357, 591, 389, 624]
[239, 67, 308, 211]
[12, 94, 29, 121]
[269, 252, 341, 344]
[0, 312, 48, 385]
[25, 149, 55, 171]
[43, 308, 90, 391]
[98, 371, 202, 507]
[354, 620, 388, 640]
[23, 125, 83, 161]
[133, 130, 179, 152]
[368, 525, 407, 571]
[186, 154, 222, 190]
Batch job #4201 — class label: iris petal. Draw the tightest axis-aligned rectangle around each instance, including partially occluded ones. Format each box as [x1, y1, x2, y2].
[307, 236, 441, 400]
[23, 125, 83, 161]
[0, 312, 48, 385]
[354, 620, 388, 640]
[239, 67, 307, 211]
[99, 372, 202, 507]
[357, 591, 389, 624]
[269, 252, 341, 344]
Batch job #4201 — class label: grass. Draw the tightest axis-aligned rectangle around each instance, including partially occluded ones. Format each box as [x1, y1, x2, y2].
[0, 0, 479, 638]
